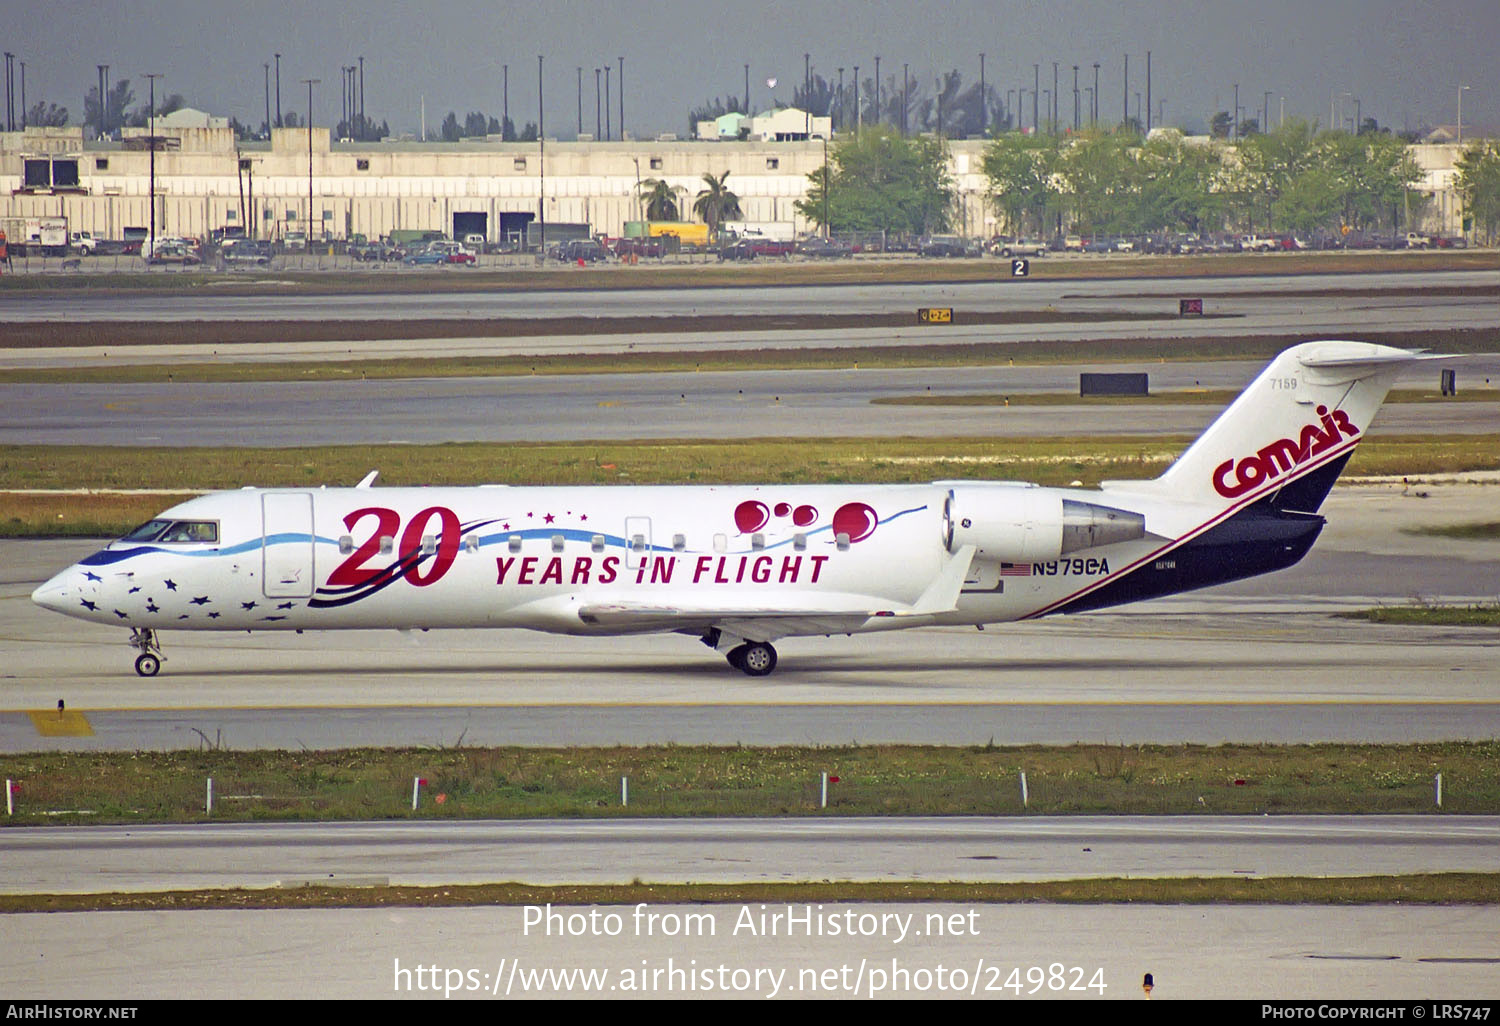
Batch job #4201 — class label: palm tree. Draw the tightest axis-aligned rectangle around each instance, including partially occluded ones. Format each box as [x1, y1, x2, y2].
[693, 171, 743, 238]
[639, 178, 682, 221]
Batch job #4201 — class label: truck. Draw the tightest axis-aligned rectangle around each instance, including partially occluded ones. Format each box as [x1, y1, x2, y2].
[644, 221, 709, 247]
[0, 216, 69, 257]
[720, 221, 796, 243]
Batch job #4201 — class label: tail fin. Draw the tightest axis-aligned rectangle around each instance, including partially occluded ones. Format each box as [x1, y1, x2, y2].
[1121, 341, 1422, 511]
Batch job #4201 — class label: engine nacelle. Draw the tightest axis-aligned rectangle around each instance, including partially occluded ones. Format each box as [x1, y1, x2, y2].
[945, 486, 1147, 562]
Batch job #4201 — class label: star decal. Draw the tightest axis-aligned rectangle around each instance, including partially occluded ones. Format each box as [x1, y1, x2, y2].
[580, 514, 588, 522]
[241, 601, 258, 610]
[146, 601, 160, 613]
[261, 615, 287, 622]
[114, 610, 128, 619]
[207, 612, 221, 619]
[80, 599, 98, 611]
[128, 586, 141, 594]
[277, 602, 295, 610]
[189, 596, 211, 606]
[502, 522, 511, 531]
[178, 614, 189, 620]
[163, 579, 177, 591]
[83, 571, 101, 582]
[544, 513, 555, 524]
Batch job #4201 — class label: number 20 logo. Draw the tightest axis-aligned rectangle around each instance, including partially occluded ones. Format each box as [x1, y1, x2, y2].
[327, 506, 461, 588]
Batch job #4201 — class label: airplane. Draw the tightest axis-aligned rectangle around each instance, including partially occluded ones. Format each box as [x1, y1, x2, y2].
[32, 340, 1431, 678]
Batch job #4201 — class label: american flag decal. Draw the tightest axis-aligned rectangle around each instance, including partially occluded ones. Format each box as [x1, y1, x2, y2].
[999, 563, 1032, 577]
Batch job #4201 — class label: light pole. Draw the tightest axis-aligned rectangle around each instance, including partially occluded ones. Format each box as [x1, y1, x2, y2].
[979, 53, 985, 134]
[538, 55, 545, 256]
[836, 67, 843, 131]
[274, 54, 281, 128]
[1072, 65, 1079, 132]
[874, 55, 881, 125]
[302, 79, 318, 243]
[144, 73, 161, 253]
[1092, 62, 1099, 125]
[617, 57, 624, 139]
[1458, 84, 1470, 144]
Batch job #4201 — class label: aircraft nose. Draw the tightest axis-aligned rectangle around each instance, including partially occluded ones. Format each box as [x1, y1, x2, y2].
[31, 569, 76, 613]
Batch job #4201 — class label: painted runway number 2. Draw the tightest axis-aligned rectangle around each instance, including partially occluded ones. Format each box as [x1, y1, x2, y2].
[328, 506, 460, 588]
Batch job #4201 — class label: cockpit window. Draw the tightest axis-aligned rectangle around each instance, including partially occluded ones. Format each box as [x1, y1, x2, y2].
[160, 521, 219, 543]
[122, 519, 173, 541]
[121, 520, 219, 544]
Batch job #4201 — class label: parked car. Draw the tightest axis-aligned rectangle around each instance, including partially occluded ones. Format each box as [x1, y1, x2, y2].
[794, 236, 853, 258]
[283, 231, 307, 252]
[613, 238, 664, 258]
[146, 242, 201, 266]
[988, 235, 1047, 257]
[718, 239, 756, 261]
[222, 239, 274, 266]
[551, 238, 608, 263]
[917, 234, 967, 257]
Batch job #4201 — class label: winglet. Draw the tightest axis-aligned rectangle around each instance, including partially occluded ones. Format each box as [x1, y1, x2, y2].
[355, 470, 379, 489]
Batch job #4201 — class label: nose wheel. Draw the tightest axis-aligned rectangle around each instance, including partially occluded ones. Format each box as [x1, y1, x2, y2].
[129, 628, 164, 677]
[726, 641, 777, 677]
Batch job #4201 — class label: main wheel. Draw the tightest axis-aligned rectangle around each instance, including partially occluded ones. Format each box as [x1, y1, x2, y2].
[134, 653, 161, 677]
[737, 642, 777, 677]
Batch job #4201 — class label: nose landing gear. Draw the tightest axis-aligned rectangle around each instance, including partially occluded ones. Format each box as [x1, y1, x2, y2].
[129, 628, 164, 677]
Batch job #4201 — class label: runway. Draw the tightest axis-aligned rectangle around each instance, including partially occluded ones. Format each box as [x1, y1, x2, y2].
[3, 358, 1497, 447]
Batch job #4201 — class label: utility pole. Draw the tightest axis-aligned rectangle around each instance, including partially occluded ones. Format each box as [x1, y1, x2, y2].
[618, 56, 624, 139]
[594, 68, 600, 139]
[1032, 64, 1039, 135]
[1092, 62, 1100, 124]
[503, 64, 509, 139]
[603, 63, 610, 140]
[358, 55, 365, 140]
[577, 66, 582, 136]
[274, 53, 281, 128]
[874, 55, 881, 125]
[1123, 54, 1128, 126]
[903, 62, 909, 135]
[804, 52, 810, 138]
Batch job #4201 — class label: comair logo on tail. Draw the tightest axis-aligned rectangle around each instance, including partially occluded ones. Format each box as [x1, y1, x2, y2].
[1212, 404, 1360, 499]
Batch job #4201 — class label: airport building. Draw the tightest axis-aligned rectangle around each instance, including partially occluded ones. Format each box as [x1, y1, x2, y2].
[0, 113, 1476, 246]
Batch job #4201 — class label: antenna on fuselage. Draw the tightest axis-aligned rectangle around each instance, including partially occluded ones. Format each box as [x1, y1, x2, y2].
[356, 471, 379, 489]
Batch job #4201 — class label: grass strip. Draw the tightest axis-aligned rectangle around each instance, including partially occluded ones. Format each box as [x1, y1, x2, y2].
[3, 434, 1497, 538]
[1337, 605, 1500, 627]
[1, 742, 1496, 825]
[1402, 522, 1500, 540]
[3, 875, 1499, 914]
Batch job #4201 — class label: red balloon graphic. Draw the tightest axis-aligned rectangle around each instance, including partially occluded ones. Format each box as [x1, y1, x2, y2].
[734, 500, 769, 534]
[831, 502, 878, 542]
[792, 504, 818, 527]
[774, 502, 792, 518]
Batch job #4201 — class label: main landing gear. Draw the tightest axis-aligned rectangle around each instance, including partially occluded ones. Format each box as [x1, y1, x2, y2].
[726, 641, 777, 677]
[701, 628, 779, 676]
[129, 628, 163, 677]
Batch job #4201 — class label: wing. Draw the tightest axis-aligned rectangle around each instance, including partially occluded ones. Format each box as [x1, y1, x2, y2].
[576, 545, 976, 641]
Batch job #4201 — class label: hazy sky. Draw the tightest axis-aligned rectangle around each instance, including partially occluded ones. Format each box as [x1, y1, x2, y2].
[7, 0, 1498, 138]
